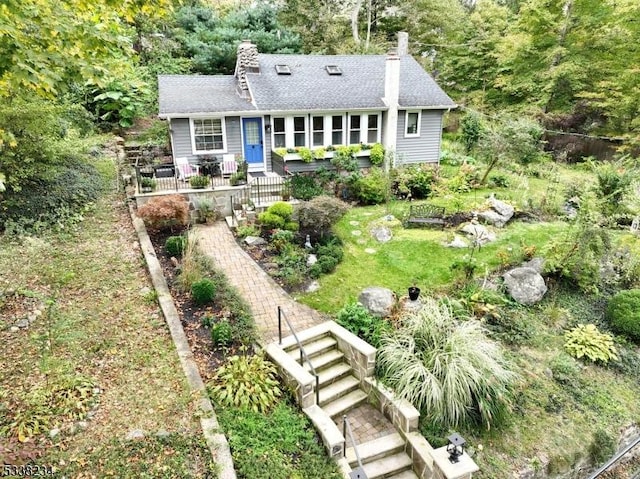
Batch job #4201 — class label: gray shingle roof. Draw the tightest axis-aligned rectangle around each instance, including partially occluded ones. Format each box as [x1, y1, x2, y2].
[249, 54, 455, 111]
[158, 75, 255, 116]
[158, 54, 455, 116]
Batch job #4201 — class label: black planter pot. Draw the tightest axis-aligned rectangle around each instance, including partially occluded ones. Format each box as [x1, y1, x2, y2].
[408, 287, 421, 301]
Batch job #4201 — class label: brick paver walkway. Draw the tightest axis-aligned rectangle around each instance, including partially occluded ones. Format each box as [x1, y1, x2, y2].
[337, 403, 397, 445]
[195, 222, 327, 344]
[196, 222, 394, 448]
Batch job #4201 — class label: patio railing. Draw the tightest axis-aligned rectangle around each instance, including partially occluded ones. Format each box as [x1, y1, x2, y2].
[134, 165, 231, 193]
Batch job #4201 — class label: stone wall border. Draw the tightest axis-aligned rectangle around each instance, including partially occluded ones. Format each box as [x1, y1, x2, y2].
[129, 204, 237, 479]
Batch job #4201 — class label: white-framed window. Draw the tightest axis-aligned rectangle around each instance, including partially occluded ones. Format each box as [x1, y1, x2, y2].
[405, 111, 421, 137]
[191, 118, 226, 153]
[293, 116, 307, 147]
[349, 114, 361, 144]
[273, 117, 286, 148]
[312, 116, 325, 147]
[367, 114, 380, 143]
[332, 115, 344, 145]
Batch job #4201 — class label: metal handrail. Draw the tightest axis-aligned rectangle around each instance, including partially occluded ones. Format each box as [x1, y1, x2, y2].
[343, 415, 368, 479]
[277, 306, 320, 405]
[586, 435, 640, 479]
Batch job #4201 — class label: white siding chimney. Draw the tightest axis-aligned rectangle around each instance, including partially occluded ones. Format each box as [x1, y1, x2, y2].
[397, 32, 409, 56]
[383, 49, 400, 162]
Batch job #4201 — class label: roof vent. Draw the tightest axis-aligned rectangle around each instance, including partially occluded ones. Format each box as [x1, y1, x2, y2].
[325, 65, 342, 75]
[275, 64, 291, 75]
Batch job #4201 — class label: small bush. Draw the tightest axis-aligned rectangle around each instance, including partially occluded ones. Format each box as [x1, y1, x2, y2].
[369, 143, 385, 166]
[606, 289, 640, 341]
[336, 302, 389, 347]
[316, 255, 339, 274]
[211, 320, 233, 346]
[236, 224, 260, 238]
[290, 173, 325, 200]
[316, 243, 344, 262]
[137, 194, 190, 232]
[283, 221, 299, 232]
[297, 196, 349, 236]
[210, 351, 282, 413]
[189, 175, 210, 188]
[266, 202, 293, 221]
[589, 429, 617, 465]
[191, 278, 216, 305]
[258, 211, 285, 229]
[270, 229, 295, 253]
[391, 164, 437, 199]
[353, 168, 387, 205]
[165, 235, 187, 257]
[564, 324, 618, 363]
[488, 174, 510, 188]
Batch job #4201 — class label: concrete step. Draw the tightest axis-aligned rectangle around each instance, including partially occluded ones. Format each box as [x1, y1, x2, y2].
[363, 452, 413, 479]
[318, 362, 352, 386]
[303, 349, 344, 372]
[346, 432, 405, 467]
[323, 389, 368, 418]
[319, 375, 360, 406]
[287, 336, 337, 362]
[387, 470, 418, 479]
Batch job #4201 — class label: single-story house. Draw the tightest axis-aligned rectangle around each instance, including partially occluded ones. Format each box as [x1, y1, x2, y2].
[158, 37, 456, 176]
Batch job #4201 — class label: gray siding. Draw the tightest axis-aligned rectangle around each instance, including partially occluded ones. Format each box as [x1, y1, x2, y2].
[169, 116, 243, 161]
[170, 118, 193, 159]
[395, 110, 443, 165]
[226, 117, 242, 157]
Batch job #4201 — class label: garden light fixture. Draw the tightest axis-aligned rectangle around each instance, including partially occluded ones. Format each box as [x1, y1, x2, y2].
[447, 433, 466, 463]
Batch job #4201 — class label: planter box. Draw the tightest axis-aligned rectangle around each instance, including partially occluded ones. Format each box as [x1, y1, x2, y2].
[271, 150, 373, 174]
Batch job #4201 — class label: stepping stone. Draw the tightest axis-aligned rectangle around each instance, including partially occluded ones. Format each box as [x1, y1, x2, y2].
[351, 230, 362, 236]
[365, 248, 376, 254]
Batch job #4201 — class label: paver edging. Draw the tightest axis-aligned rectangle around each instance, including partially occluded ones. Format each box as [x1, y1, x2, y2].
[129, 204, 236, 479]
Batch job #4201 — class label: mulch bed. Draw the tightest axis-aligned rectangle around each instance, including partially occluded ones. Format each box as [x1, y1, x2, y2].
[147, 229, 243, 381]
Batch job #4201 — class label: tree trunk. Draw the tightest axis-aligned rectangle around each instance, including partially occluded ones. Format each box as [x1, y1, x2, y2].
[544, 0, 574, 112]
[351, 0, 364, 45]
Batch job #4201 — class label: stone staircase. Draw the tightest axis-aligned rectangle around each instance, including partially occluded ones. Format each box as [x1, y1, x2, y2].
[281, 326, 419, 479]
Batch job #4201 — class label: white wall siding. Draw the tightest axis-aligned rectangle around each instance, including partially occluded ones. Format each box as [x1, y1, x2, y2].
[264, 115, 272, 172]
[395, 110, 443, 165]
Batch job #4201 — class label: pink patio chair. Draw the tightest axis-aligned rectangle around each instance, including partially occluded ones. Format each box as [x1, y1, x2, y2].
[221, 154, 238, 178]
[175, 157, 199, 181]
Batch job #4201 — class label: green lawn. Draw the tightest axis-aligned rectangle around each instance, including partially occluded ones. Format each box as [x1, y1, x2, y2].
[299, 201, 568, 313]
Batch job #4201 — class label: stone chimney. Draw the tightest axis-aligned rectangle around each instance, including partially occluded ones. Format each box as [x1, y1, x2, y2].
[235, 40, 260, 99]
[383, 48, 400, 161]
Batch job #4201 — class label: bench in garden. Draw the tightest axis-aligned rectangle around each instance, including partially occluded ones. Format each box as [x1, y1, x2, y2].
[404, 204, 446, 229]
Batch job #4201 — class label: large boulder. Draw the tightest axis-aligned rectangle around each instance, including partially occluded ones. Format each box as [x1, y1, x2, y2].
[244, 236, 266, 246]
[371, 226, 393, 243]
[503, 266, 547, 305]
[445, 235, 469, 248]
[478, 195, 515, 227]
[460, 223, 496, 245]
[358, 287, 396, 318]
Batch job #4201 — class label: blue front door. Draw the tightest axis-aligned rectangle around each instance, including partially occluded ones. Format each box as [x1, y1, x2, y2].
[242, 118, 264, 170]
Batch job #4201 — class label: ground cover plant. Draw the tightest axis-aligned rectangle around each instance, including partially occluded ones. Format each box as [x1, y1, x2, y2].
[216, 399, 341, 479]
[0, 159, 208, 476]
